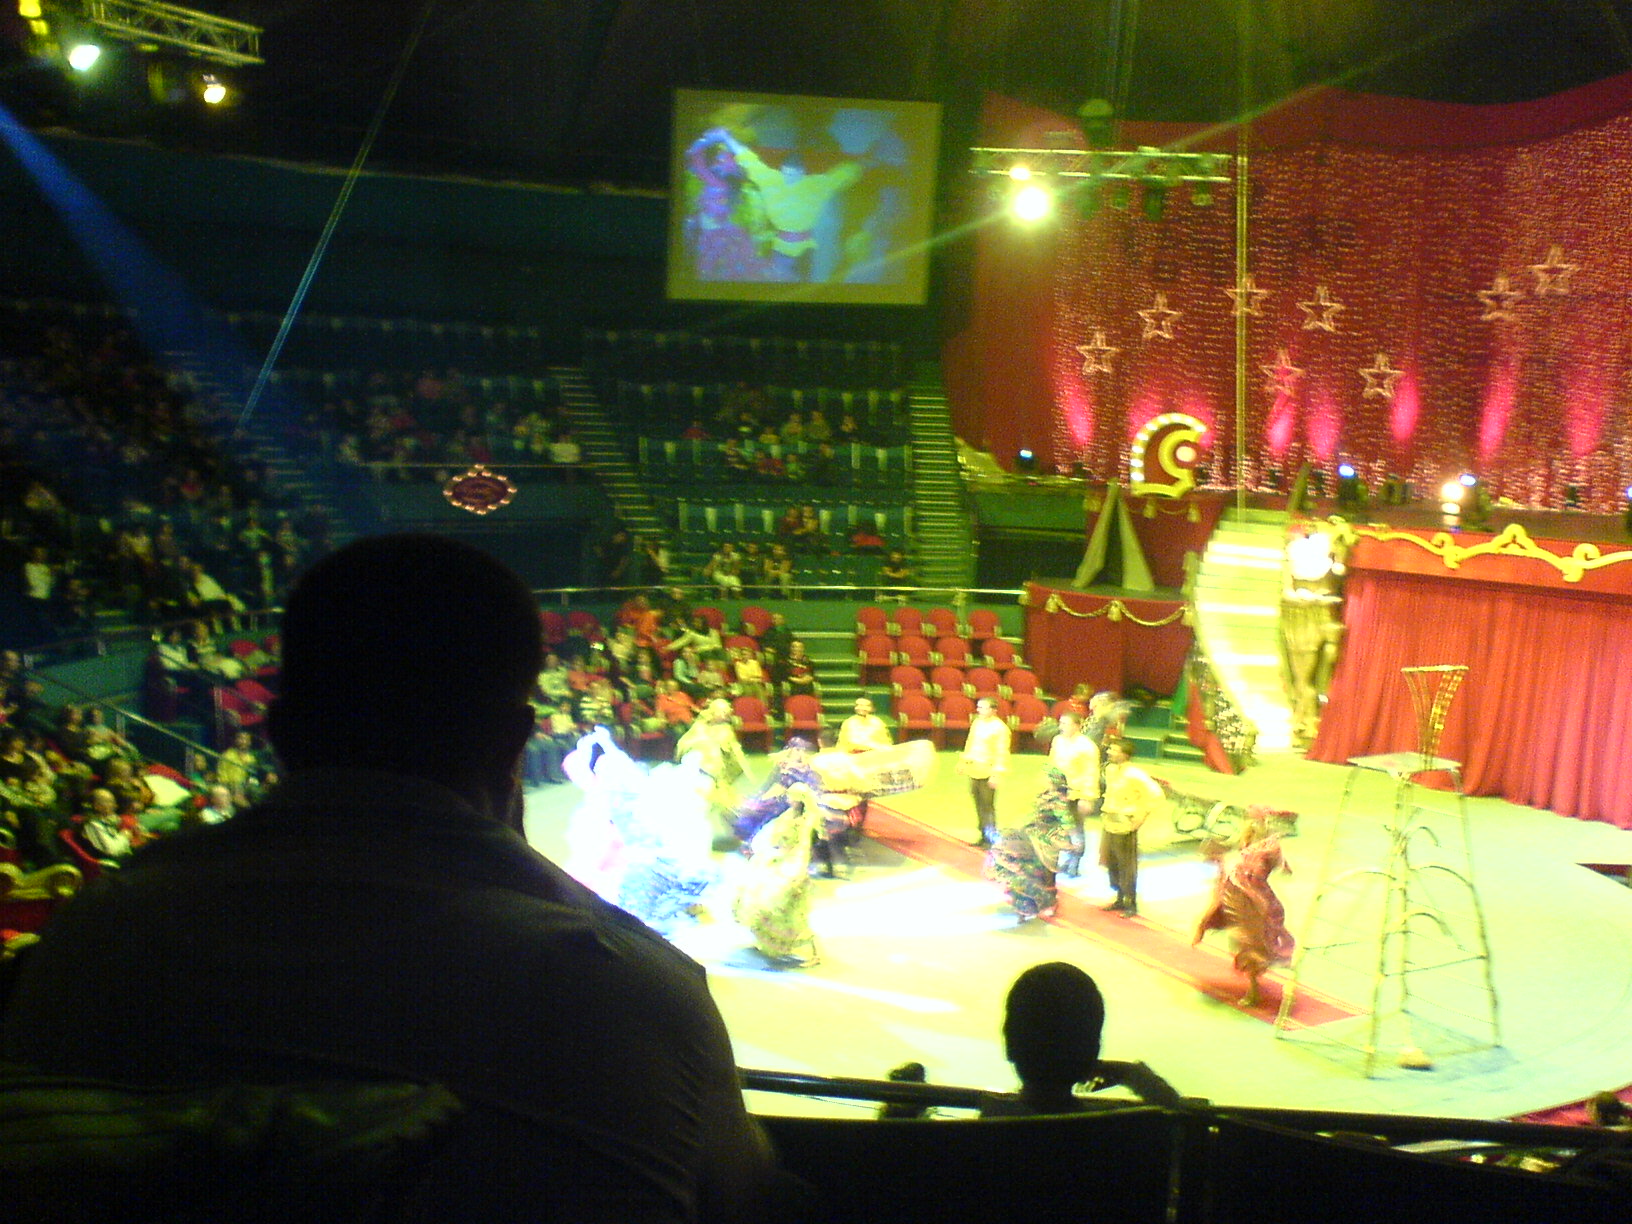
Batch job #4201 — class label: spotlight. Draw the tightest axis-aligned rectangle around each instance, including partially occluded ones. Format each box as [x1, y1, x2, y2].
[1010, 183, 1052, 222]
[1016, 447, 1038, 475]
[1439, 479, 1467, 506]
[1336, 463, 1365, 513]
[1458, 472, 1477, 488]
[201, 75, 227, 105]
[67, 42, 102, 72]
[1007, 163, 1032, 181]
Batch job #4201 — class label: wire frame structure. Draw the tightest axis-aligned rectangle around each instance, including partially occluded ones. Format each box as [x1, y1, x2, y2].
[1274, 663, 1500, 1077]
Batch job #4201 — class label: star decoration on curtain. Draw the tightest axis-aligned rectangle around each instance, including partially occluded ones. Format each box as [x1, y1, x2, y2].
[1297, 285, 1346, 332]
[1529, 245, 1579, 295]
[1224, 275, 1270, 317]
[1136, 292, 1182, 340]
[1359, 353, 1404, 401]
[1259, 348, 1304, 396]
[1076, 329, 1119, 375]
[1476, 273, 1525, 322]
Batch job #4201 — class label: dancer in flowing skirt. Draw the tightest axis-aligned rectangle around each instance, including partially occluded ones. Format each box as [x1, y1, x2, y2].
[733, 783, 823, 967]
[985, 768, 1077, 922]
[1192, 806, 1295, 1006]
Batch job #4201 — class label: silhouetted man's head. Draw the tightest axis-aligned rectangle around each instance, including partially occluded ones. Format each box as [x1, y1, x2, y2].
[1003, 962, 1105, 1091]
[268, 534, 542, 807]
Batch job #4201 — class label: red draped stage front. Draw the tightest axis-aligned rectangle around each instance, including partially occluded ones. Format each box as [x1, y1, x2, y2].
[1309, 528, 1632, 829]
[1022, 584, 1192, 698]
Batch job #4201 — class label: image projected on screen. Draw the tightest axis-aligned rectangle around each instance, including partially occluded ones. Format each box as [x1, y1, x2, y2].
[668, 89, 941, 306]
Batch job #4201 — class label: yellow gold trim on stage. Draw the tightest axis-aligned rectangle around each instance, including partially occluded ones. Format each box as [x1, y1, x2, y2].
[1332, 520, 1632, 584]
[1038, 594, 1192, 627]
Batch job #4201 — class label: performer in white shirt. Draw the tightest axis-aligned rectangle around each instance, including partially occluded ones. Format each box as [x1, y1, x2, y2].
[1047, 711, 1100, 877]
[837, 697, 893, 753]
[958, 697, 1010, 846]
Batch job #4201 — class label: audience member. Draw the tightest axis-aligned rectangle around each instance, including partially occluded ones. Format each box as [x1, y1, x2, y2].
[1, 533, 786, 1223]
[981, 962, 1181, 1117]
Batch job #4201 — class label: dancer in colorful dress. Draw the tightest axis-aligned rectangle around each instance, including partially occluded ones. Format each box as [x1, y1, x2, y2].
[1192, 806, 1295, 1006]
[808, 732, 935, 876]
[733, 783, 824, 967]
[675, 696, 750, 841]
[562, 729, 718, 935]
[731, 736, 819, 844]
[985, 768, 1078, 922]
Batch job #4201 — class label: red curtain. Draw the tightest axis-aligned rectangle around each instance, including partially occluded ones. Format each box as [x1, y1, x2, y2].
[1309, 571, 1632, 828]
[1023, 586, 1192, 697]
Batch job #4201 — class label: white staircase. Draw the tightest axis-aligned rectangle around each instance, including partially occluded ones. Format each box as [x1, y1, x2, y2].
[1189, 509, 1295, 754]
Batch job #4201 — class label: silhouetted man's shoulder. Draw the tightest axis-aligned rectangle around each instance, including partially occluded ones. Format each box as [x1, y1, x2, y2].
[1, 769, 751, 1222]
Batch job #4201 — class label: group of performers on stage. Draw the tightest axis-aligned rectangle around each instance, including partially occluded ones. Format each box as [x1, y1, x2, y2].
[552, 689, 1294, 998]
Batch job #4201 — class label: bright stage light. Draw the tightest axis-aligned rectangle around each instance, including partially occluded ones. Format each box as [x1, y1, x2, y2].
[1010, 183, 1053, 222]
[201, 75, 227, 105]
[1440, 480, 1466, 504]
[1006, 163, 1032, 181]
[67, 43, 102, 72]
[1337, 462, 1356, 479]
[1458, 472, 1477, 487]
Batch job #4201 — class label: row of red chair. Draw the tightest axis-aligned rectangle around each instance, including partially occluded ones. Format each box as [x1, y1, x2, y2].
[892, 691, 1051, 749]
[888, 664, 1039, 702]
[858, 634, 1023, 682]
[855, 605, 1004, 643]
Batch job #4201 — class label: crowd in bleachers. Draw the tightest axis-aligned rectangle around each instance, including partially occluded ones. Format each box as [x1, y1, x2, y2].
[526, 595, 823, 776]
[0, 300, 328, 647]
[287, 367, 586, 483]
[0, 644, 271, 877]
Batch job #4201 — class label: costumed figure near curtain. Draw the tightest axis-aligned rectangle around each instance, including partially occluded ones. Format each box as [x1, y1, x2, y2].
[731, 737, 819, 843]
[732, 783, 824, 968]
[809, 737, 936, 877]
[1280, 527, 1348, 747]
[1192, 807, 1295, 1007]
[985, 768, 1078, 922]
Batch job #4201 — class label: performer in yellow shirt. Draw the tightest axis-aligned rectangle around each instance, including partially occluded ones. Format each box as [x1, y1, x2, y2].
[958, 697, 1010, 847]
[1099, 738, 1164, 917]
[1047, 711, 1100, 877]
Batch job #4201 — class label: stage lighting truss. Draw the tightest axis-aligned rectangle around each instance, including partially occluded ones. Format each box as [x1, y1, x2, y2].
[970, 145, 1234, 198]
[74, 0, 263, 67]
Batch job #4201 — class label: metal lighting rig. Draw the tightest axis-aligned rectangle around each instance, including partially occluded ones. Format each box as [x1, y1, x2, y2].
[74, 0, 262, 66]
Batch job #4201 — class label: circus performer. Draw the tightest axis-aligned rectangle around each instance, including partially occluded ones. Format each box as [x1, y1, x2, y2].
[985, 768, 1078, 922]
[1192, 807, 1295, 1007]
[683, 132, 771, 282]
[561, 729, 718, 935]
[732, 736, 819, 843]
[560, 728, 637, 902]
[808, 731, 936, 876]
[733, 783, 824, 967]
[617, 753, 718, 934]
[675, 697, 750, 841]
